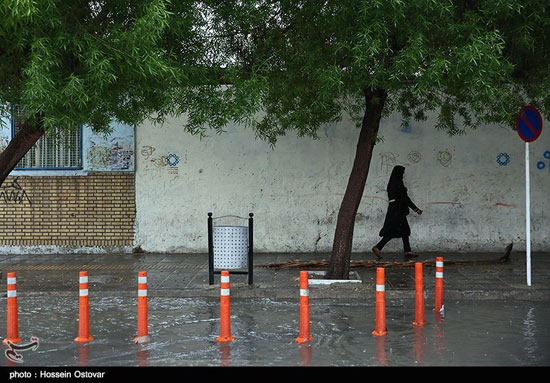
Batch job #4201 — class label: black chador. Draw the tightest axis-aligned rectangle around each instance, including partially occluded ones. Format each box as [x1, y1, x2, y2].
[372, 165, 422, 259]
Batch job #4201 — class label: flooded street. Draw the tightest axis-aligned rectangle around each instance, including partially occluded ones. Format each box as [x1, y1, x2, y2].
[2, 296, 549, 366]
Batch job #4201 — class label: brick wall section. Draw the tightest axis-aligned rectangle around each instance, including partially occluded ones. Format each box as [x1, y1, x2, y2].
[0, 173, 135, 247]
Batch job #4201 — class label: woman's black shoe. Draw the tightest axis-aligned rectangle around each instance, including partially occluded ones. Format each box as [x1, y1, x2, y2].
[372, 247, 382, 260]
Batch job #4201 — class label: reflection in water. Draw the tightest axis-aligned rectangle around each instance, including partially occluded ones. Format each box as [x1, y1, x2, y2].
[77, 343, 89, 367]
[218, 342, 231, 366]
[434, 310, 445, 323]
[433, 313, 446, 360]
[298, 343, 313, 366]
[4, 358, 18, 367]
[413, 326, 426, 363]
[522, 307, 537, 363]
[137, 346, 149, 367]
[376, 335, 388, 366]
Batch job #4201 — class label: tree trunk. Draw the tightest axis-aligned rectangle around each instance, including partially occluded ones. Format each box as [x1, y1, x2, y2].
[0, 122, 45, 186]
[326, 88, 387, 279]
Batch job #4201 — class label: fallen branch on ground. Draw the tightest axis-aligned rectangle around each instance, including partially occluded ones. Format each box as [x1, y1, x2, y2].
[258, 243, 513, 269]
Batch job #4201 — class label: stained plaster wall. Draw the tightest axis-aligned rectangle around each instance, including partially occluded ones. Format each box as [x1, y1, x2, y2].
[135, 112, 550, 254]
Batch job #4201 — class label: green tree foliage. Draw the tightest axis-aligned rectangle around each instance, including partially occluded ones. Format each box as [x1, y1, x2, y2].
[189, 0, 549, 137]
[191, 0, 550, 278]
[0, 0, 212, 184]
[0, 0, 204, 133]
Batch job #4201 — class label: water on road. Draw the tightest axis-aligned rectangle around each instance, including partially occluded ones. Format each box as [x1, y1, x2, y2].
[1, 296, 549, 366]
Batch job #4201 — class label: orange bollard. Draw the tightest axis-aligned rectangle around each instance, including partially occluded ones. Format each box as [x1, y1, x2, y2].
[75, 271, 93, 343]
[412, 262, 426, 326]
[3, 272, 21, 345]
[434, 257, 444, 313]
[296, 270, 313, 343]
[217, 270, 234, 342]
[372, 267, 387, 336]
[133, 271, 152, 344]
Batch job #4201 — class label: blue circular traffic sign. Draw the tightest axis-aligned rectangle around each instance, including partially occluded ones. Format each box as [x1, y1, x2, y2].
[516, 105, 543, 142]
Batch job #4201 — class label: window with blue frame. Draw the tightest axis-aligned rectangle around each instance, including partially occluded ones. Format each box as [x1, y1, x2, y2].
[11, 106, 83, 170]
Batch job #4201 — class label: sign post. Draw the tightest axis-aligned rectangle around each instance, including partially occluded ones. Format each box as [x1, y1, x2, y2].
[516, 105, 543, 287]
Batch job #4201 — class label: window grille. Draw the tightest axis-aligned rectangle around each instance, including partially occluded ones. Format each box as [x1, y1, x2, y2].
[12, 106, 83, 170]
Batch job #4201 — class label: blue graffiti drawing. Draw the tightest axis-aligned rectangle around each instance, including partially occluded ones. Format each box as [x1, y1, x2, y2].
[536, 150, 550, 171]
[166, 153, 180, 167]
[496, 153, 510, 166]
[400, 124, 412, 134]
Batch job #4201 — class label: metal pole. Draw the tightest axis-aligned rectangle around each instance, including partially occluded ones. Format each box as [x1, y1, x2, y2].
[208, 212, 214, 285]
[525, 142, 532, 287]
[248, 213, 254, 285]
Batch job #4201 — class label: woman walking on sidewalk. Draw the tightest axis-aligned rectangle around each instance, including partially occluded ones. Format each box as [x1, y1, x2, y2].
[372, 165, 423, 260]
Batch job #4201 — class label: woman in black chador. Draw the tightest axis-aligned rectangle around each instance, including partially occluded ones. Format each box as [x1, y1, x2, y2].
[372, 165, 423, 259]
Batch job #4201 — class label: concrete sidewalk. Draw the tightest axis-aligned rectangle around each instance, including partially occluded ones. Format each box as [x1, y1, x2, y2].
[0, 251, 549, 301]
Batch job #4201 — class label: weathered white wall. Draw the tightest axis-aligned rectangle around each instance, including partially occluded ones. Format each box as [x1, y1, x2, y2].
[135, 112, 550, 253]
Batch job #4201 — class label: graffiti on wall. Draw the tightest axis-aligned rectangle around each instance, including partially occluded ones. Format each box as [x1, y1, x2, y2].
[408, 151, 422, 164]
[401, 125, 413, 134]
[0, 177, 32, 204]
[376, 152, 399, 177]
[435, 148, 453, 167]
[377, 147, 456, 176]
[166, 153, 180, 175]
[140, 145, 156, 159]
[496, 152, 511, 166]
[88, 139, 134, 171]
[376, 148, 456, 177]
[0, 136, 8, 153]
[140, 145, 184, 176]
[537, 151, 550, 172]
[109, 142, 134, 170]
